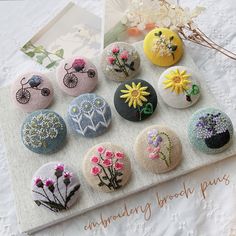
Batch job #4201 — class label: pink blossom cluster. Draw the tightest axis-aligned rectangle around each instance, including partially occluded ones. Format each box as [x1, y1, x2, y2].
[107, 46, 129, 65]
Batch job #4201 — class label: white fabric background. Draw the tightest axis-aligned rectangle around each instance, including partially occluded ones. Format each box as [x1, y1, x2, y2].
[0, 0, 236, 235]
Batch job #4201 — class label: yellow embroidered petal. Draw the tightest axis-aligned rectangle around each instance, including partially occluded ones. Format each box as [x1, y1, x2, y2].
[120, 94, 130, 98]
[141, 91, 150, 96]
[132, 82, 136, 90]
[133, 99, 137, 108]
[139, 86, 148, 91]
[137, 99, 143, 107]
[140, 96, 148, 102]
[125, 84, 132, 91]
[120, 89, 130, 93]
[136, 82, 141, 89]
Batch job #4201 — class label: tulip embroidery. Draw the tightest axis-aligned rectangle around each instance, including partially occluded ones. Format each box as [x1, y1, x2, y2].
[90, 146, 125, 190]
[33, 164, 80, 212]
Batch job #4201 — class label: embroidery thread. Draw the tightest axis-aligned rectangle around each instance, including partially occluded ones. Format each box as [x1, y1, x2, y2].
[33, 164, 80, 212]
[195, 112, 230, 148]
[16, 75, 50, 104]
[63, 58, 96, 88]
[147, 129, 172, 167]
[163, 69, 200, 102]
[90, 146, 125, 191]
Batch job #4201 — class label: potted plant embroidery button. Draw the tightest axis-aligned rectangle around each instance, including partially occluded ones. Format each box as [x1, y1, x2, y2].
[82, 143, 131, 192]
[188, 108, 234, 154]
[143, 28, 184, 67]
[101, 42, 140, 82]
[56, 56, 98, 96]
[67, 93, 112, 138]
[32, 162, 80, 212]
[114, 78, 157, 121]
[11, 72, 54, 112]
[21, 110, 67, 154]
[134, 125, 182, 174]
[158, 66, 201, 108]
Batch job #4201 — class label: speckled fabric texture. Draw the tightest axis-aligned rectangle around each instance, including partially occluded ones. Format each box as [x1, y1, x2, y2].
[11, 72, 54, 112]
[188, 107, 234, 154]
[101, 42, 140, 82]
[134, 125, 182, 174]
[82, 142, 131, 192]
[21, 110, 67, 154]
[67, 93, 112, 138]
[56, 56, 98, 96]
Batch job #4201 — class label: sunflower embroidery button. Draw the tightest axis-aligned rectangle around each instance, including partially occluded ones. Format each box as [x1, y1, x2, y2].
[134, 125, 182, 173]
[158, 66, 201, 108]
[21, 110, 67, 154]
[11, 72, 54, 112]
[32, 162, 80, 212]
[68, 93, 112, 138]
[188, 108, 234, 154]
[143, 28, 184, 67]
[82, 143, 131, 192]
[56, 56, 98, 96]
[101, 42, 140, 82]
[114, 79, 157, 121]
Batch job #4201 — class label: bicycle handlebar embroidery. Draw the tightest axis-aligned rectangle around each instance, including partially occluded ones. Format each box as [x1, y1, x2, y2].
[16, 75, 50, 104]
[63, 58, 96, 89]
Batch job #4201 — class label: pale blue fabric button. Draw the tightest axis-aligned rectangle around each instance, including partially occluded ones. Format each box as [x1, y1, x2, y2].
[21, 110, 67, 154]
[68, 93, 112, 138]
[188, 107, 234, 154]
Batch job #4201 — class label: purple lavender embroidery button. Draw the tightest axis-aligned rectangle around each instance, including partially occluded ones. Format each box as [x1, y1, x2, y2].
[32, 162, 80, 212]
[188, 108, 234, 154]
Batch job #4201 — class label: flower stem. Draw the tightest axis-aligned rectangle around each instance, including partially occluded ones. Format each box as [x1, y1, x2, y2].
[56, 177, 66, 204]
[114, 54, 129, 77]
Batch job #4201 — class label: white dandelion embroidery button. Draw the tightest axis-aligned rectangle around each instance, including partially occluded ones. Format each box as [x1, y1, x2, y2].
[68, 93, 112, 138]
[32, 162, 80, 212]
[158, 66, 201, 109]
[21, 110, 67, 154]
[134, 125, 182, 173]
[82, 143, 131, 192]
[56, 56, 98, 96]
[11, 72, 54, 112]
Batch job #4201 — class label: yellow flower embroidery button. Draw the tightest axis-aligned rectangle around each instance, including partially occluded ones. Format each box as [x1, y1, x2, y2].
[143, 28, 184, 67]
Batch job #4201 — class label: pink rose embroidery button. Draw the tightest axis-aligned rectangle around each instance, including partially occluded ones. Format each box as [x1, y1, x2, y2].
[11, 72, 54, 112]
[56, 56, 98, 96]
[83, 142, 131, 192]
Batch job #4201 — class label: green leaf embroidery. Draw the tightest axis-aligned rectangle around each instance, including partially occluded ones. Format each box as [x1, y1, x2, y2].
[25, 51, 35, 57]
[55, 49, 64, 58]
[46, 61, 57, 69]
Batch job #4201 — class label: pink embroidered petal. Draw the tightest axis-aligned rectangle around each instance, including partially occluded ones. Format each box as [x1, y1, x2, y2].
[148, 153, 160, 159]
[97, 146, 105, 154]
[114, 161, 124, 170]
[120, 50, 129, 60]
[112, 46, 120, 54]
[102, 158, 112, 167]
[107, 56, 116, 65]
[91, 166, 101, 176]
[115, 152, 125, 159]
[90, 156, 100, 164]
[105, 150, 114, 159]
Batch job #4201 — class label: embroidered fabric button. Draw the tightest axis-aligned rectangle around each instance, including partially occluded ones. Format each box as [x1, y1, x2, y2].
[11, 72, 54, 112]
[101, 42, 140, 82]
[143, 28, 184, 67]
[32, 162, 80, 212]
[68, 93, 112, 138]
[82, 142, 131, 192]
[21, 110, 67, 154]
[114, 78, 157, 121]
[134, 125, 182, 174]
[158, 66, 201, 108]
[56, 56, 98, 96]
[188, 108, 234, 154]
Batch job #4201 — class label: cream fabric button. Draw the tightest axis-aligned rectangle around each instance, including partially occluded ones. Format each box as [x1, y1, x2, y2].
[134, 125, 182, 173]
[83, 142, 131, 192]
[158, 66, 201, 108]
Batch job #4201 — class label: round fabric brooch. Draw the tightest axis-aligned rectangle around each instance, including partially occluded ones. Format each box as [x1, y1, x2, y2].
[101, 42, 140, 82]
[143, 28, 183, 67]
[56, 56, 98, 96]
[11, 72, 54, 112]
[158, 66, 201, 108]
[68, 93, 112, 138]
[114, 78, 157, 121]
[83, 143, 131, 192]
[188, 108, 234, 154]
[32, 162, 80, 212]
[134, 125, 182, 174]
[21, 110, 67, 154]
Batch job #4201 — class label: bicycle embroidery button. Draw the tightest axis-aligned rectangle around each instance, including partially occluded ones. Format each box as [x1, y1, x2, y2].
[134, 125, 182, 174]
[67, 93, 112, 138]
[158, 66, 201, 109]
[114, 78, 157, 122]
[101, 42, 140, 82]
[56, 57, 98, 96]
[82, 143, 131, 192]
[32, 162, 80, 212]
[11, 73, 53, 112]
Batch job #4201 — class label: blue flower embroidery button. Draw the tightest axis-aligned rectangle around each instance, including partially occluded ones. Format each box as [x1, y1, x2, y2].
[68, 93, 112, 138]
[188, 108, 234, 154]
[21, 110, 67, 154]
